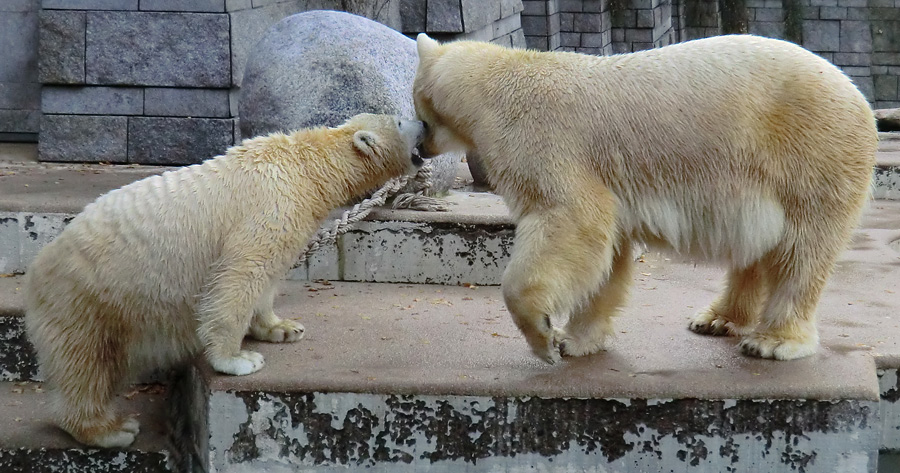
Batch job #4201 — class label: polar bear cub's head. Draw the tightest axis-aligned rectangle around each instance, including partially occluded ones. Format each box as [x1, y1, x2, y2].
[346, 113, 428, 176]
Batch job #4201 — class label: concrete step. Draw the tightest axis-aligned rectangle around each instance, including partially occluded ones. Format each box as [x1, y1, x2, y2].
[191, 268, 894, 472]
[0, 381, 181, 472]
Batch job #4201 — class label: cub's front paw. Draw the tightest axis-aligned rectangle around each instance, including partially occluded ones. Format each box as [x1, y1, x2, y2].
[250, 318, 305, 343]
[209, 350, 265, 376]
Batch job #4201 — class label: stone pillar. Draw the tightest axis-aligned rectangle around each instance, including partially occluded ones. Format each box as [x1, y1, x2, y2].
[558, 0, 613, 54]
[522, 0, 562, 51]
[400, 0, 526, 48]
[610, 0, 664, 53]
[0, 0, 40, 142]
[678, 0, 721, 41]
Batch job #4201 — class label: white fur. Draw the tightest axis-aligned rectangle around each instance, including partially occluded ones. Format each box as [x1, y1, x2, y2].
[24, 114, 425, 447]
[620, 193, 786, 268]
[413, 34, 877, 364]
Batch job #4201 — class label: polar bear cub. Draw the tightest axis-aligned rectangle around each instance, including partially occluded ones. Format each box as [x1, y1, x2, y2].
[413, 34, 877, 364]
[25, 113, 426, 448]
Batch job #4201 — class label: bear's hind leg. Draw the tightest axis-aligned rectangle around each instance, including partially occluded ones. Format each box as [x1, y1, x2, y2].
[738, 235, 840, 360]
[689, 262, 767, 338]
[558, 242, 634, 357]
[502, 197, 620, 364]
[248, 284, 305, 343]
[52, 339, 138, 447]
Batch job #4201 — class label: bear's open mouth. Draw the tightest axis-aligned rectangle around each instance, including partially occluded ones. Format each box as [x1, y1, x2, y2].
[411, 145, 426, 167]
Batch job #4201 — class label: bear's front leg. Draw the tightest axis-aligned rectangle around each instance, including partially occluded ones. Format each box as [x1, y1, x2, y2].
[502, 194, 621, 364]
[248, 284, 305, 343]
[197, 259, 273, 376]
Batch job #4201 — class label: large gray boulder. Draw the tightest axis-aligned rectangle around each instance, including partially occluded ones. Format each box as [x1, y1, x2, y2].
[239, 10, 457, 196]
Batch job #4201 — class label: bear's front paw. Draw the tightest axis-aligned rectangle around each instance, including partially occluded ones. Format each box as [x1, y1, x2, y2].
[558, 330, 608, 358]
[527, 327, 564, 365]
[739, 333, 817, 360]
[250, 318, 305, 343]
[689, 308, 752, 337]
[209, 350, 266, 376]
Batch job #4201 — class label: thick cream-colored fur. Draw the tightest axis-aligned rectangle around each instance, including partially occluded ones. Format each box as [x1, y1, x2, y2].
[24, 113, 425, 447]
[413, 34, 877, 364]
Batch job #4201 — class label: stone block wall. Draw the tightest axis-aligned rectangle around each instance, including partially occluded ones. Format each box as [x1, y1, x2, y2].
[0, 0, 40, 141]
[746, 0, 784, 40]
[559, 0, 613, 53]
[0, 1, 527, 159]
[789, 0, 900, 108]
[37, 0, 340, 164]
[522, 0, 562, 51]
[400, 0, 527, 48]
[678, 0, 720, 41]
[651, 0, 676, 47]
[521, 0, 900, 108]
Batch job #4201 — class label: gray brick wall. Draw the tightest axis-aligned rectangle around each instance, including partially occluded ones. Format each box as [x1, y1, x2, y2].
[519, 0, 900, 108]
[18, 1, 527, 161]
[0, 0, 40, 140]
[402, 0, 526, 48]
[678, 0, 720, 41]
[523, 0, 562, 51]
[35, 0, 341, 163]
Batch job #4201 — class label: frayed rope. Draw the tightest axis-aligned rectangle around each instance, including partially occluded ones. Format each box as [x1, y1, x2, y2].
[293, 163, 450, 268]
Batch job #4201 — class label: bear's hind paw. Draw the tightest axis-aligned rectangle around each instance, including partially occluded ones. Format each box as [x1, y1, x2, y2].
[558, 333, 607, 358]
[250, 318, 305, 343]
[209, 350, 265, 376]
[119, 416, 140, 435]
[739, 333, 817, 360]
[89, 428, 137, 448]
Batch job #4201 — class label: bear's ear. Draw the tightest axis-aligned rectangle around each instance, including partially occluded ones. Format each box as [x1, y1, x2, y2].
[353, 130, 380, 157]
[417, 33, 439, 58]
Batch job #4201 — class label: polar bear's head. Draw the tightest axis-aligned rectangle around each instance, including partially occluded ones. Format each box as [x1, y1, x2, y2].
[345, 113, 427, 177]
[412, 33, 481, 160]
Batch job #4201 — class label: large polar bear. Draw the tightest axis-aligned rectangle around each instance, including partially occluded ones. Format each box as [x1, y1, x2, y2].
[25, 113, 426, 448]
[413, 34, 877, 364]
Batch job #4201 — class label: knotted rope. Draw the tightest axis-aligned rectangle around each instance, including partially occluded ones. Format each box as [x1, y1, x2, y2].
[292, 163, 449, 268]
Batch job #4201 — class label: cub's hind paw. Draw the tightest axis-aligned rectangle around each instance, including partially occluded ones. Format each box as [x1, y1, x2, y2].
[209, 350, 265, 376]
[250, 318, 305, 343]
[89, 428, 137, 448]
[119, 416, 140, 435]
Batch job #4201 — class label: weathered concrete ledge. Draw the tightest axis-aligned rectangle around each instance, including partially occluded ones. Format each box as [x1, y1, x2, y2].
[0, 381, 178, 473]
